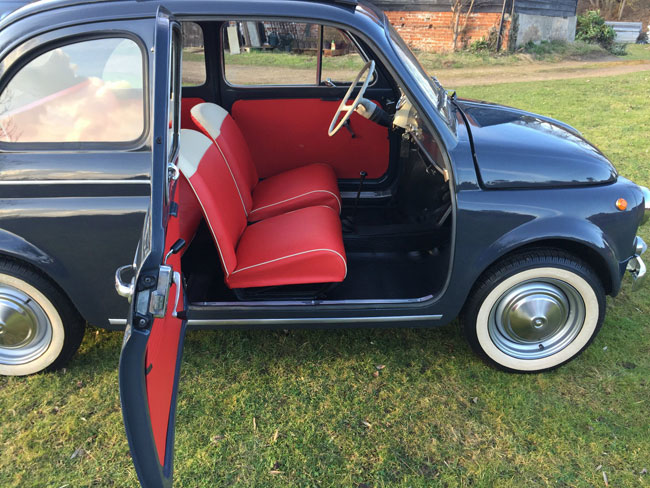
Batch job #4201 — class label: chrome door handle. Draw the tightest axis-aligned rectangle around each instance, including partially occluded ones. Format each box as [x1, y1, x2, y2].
[115, 265, 135, 302]
[171, 271, 182, 318]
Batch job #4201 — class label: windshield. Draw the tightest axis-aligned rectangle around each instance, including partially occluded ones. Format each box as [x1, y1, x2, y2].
[386, 23, 453, 127]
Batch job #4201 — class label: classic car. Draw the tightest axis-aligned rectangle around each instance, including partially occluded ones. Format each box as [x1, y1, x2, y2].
[0, 0, 647, 484]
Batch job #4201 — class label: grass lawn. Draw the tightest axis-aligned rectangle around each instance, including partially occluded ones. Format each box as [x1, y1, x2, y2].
[216, 43, 650, 72]
[1, 72, 650, 487]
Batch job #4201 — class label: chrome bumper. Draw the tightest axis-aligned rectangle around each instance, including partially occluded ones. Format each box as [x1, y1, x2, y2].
[626, 236, 647, 289]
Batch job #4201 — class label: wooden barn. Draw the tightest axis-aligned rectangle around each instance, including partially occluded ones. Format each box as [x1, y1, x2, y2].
[375, 0, 579, 52]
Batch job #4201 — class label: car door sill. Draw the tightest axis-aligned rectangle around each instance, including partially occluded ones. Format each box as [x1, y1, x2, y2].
[186, 314, 442, 327]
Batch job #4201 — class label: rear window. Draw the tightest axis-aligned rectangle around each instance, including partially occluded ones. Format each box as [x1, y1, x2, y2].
[0, 37, 145, 145]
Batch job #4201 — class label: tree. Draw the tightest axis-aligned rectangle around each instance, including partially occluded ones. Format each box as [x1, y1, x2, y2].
[586, 0, 638, 19]
[451, 0, 477, 51]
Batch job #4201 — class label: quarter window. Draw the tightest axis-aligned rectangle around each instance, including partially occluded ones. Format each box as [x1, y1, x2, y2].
[320, 26, 369, 85]
[181, 22, 206, 87]
[0, 37, 145, 144]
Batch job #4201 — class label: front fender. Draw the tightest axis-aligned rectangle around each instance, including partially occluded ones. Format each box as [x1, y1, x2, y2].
[474, 216, 620, 292]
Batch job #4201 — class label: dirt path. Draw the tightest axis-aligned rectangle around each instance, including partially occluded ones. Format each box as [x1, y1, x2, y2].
[436, 59, 650, 87]
[183, 58, 650, 88]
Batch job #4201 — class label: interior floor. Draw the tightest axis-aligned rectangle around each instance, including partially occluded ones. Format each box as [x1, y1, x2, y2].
[182, 219, 450, 303]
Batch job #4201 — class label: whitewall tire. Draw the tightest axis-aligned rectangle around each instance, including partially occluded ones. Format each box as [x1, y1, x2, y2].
[462, 250, 605, 373]
[0, 259, 85, 376]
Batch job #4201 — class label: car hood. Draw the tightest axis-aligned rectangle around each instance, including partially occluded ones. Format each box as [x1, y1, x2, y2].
[456, 99, 617, 189]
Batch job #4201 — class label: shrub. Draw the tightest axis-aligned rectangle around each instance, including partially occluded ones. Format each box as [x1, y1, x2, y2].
[468, 38, 491, 53]
[576, 10, 615, 51]
[467, 28, 499, 53]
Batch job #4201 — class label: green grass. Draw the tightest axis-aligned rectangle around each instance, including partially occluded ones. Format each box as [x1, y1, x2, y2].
[222, 51, 365, 71]
[417, 40, 611, 70]
[622, 43, 650, 61]
[2, 72, 650, 487]
[209, 39, 647, 73]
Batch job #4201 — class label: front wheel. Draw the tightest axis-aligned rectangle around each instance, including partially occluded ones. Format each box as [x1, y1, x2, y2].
[0, 259, 85, 376]
[462, 250, 605, 373]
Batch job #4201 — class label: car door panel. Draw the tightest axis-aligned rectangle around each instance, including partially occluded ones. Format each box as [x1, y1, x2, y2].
[119, 8, 185, 487]
[144, 223, 186, 466]
[231, 98, 389, 179]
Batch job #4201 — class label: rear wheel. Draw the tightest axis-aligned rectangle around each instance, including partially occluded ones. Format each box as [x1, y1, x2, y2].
[0, 259, 85, 376]
[462, 250, 605, 373]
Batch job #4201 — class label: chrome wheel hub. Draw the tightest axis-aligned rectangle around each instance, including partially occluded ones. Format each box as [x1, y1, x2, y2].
[488, 279, 585, 360]
[0, 285, 52, 365]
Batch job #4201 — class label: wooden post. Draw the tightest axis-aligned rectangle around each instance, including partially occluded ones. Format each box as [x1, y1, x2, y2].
[496, 0, 508, 52]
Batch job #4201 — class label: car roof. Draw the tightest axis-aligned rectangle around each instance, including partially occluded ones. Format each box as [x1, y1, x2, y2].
[0, 0, 386, 34]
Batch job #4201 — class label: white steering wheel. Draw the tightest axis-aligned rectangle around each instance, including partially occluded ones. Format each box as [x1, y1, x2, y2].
[328, 60, 376, 137]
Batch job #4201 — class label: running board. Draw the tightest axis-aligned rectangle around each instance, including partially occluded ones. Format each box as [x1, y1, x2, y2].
[186, 314, 442, 327]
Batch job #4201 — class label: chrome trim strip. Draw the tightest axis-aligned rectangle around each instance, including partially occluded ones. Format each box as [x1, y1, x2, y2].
[109, 318, 127, 326]
[0, 179, 149, 185]
[187, 314, 442, 327]
[340, 190, 392, 199]
[193, 295, 434, 307]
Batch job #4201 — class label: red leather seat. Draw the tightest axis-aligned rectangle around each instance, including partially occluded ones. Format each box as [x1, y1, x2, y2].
[178, 129, 347, 289]
[190, 103, 341, 222]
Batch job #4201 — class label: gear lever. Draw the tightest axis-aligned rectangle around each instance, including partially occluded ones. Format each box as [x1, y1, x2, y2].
[352, 170, 367, 224]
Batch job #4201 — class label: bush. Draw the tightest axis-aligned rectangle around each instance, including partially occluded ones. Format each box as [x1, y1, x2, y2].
[468, 38, 491, 53]
[467, 27, 499, 53]
[576, 10, 615, 51]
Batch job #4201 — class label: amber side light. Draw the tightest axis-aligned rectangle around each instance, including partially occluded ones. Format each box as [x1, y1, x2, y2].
[616, 198, 628, 211]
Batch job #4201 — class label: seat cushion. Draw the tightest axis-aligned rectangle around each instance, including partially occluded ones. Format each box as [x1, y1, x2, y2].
[228, 206, 347, 289]
[249, 163, 341, 222]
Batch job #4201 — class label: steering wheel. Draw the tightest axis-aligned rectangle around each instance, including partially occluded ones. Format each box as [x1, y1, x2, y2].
[328, 60, 376, 137]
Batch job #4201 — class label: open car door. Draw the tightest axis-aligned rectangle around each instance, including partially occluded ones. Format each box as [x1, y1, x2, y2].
[116, 8, 185, 488]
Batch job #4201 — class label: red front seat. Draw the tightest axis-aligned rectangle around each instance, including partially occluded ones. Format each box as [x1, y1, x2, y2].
[178, 129, 347, 289]
[190, 103, 341, 222]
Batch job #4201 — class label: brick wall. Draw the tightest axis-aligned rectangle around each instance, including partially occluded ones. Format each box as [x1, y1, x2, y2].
[385, 11, 510, 52]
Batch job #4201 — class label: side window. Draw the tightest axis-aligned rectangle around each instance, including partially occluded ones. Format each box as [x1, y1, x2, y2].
[222, 22, 369, 87]
[169, 28, 181, 160]
[0, 37, 144, 144]
[223, 21, 318, 86]
[320, 26, 369, 85]
[181, 22, 206, 87]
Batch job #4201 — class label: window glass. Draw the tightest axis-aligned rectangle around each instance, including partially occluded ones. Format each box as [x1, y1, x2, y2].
[169, 29, 181, 160]
[181, 22, 206, 86]
[223, 21, 318, 86]
[320, 26, 369, 84]
[0, 38, 144, 144]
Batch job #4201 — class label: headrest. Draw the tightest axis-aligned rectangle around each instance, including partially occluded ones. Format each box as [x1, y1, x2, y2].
[190, 103, 230, 141]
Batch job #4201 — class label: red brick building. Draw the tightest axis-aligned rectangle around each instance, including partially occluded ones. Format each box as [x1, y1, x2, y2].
[375, 0, 579, 52]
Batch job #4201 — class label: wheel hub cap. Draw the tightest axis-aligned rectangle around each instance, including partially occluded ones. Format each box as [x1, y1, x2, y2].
[488, 279, 585, 360]
[0, 285, 52, 365]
